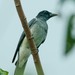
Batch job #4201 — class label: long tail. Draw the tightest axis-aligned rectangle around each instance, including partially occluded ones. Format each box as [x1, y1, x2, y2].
[14, 61, 27, 75]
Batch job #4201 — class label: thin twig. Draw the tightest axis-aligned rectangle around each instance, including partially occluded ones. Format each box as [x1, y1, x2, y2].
[14, 0, 44, 75]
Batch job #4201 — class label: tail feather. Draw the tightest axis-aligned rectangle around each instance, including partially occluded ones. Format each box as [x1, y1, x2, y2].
[14, 61, 27, 75]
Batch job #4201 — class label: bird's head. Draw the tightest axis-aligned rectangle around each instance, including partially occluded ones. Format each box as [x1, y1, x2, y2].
[36, 10, 57, 21]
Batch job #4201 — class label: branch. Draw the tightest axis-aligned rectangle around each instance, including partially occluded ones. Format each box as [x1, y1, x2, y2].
[14, 0, 44, 75]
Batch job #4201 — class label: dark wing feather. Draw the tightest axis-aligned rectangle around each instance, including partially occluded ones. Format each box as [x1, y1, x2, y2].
[12, 18, 36, 63]
[12, 31, 25, 63]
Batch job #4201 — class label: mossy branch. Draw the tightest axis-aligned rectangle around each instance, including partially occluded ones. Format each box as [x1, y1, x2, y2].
[14, 0, 44, 75]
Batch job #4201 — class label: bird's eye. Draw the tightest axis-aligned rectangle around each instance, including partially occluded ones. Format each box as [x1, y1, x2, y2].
[46, 14, 50, 18]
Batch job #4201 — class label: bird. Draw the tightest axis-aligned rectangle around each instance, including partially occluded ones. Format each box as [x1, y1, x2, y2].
[12, 10, 57, 75]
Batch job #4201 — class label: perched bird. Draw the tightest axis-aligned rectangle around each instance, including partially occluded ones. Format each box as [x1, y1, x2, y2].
[12, 10, 57, 75]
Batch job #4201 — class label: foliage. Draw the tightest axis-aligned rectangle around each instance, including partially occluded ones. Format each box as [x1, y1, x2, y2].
[58, 0, 75, 54]
[59, 0, 75, 5]
[65, 15, 75, 54]
[0, 68, 8, 75]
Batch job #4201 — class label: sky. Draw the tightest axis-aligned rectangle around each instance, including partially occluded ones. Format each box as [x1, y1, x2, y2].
[0, 0, 75, 75]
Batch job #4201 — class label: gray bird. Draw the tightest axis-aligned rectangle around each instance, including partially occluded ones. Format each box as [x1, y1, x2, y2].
[12, 10, 57, 75]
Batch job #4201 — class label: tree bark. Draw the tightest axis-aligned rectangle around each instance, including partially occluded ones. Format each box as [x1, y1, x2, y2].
[14, 0, 44, 75]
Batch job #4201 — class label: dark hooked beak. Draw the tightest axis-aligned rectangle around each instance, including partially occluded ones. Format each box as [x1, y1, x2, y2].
[50, 13, 58, 17]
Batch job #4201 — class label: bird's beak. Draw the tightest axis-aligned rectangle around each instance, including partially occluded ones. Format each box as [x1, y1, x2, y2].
[50, 13, 58, 17]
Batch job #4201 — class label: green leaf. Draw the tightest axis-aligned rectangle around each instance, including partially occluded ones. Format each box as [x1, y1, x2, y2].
[59, 0, 75, 5]
[0, 68, 8, 75]
[59, 0, 66, 4]
[65, 14, 75, 54]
